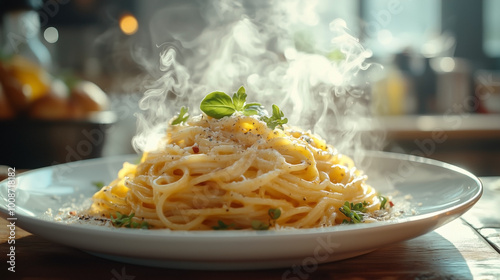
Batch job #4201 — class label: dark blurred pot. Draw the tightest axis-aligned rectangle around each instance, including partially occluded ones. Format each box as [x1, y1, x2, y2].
[0, 111, 116, 169]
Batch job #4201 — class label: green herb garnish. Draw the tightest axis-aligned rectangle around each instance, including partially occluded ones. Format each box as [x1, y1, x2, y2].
[251, 220, 270, 230]
[197, 87, 288, 129]
[200, 91, 235, 118]
[234, 87, 262, 116]
[212, 220, 238, 230]
[110, 212, 150, 229]
[171, 106, 189, 125]
[232, 87, 247, 112]
[260, 104, 288, 130]
[379, 195, 388, 210]
[197, 86, 288, 130]
[339, 201, 368, 224]
[268, 208, 281, 220]
[327, 49, 346, 62]
[92, 181, 105, 189]
[200, 86, 262, 119]
[249, 208, 282, 230]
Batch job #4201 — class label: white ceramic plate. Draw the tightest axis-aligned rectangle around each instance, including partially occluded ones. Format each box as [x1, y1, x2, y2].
[0, 152, 482, 270]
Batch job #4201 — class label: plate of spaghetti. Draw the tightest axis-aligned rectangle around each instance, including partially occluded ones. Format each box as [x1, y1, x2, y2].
[0, 88, 482, 270]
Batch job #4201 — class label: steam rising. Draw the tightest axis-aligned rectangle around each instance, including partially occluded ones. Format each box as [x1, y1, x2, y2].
[132, 0, 384, 163]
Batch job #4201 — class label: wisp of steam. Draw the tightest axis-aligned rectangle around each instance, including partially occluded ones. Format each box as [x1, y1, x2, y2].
[132, 0, 384, 166]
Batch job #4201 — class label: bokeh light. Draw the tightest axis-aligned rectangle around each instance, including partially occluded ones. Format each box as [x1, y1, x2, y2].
[43, 27, 59, 43]
[119, 13, 139, 35]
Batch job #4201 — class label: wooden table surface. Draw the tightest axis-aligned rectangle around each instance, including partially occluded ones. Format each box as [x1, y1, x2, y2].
[1, 177, 499, 280]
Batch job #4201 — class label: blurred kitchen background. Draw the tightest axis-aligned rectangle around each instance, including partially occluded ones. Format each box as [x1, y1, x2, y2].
[1, 0, 499, 176]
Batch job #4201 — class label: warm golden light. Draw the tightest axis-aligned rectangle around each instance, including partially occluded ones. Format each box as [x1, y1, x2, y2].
[119, 13, 138, 35]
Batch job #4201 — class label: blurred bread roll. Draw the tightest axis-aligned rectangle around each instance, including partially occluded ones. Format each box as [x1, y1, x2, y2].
[69, 80, 109, 114]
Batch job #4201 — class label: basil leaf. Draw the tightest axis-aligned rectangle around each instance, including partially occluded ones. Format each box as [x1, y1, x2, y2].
[243, 109, 258, 116]
[261, 104, 288, 130]
[200, 91, 236, 119]
[232, 86, 246, 111]
[243, 103, 262, 116]
[171, 106, 189, 125]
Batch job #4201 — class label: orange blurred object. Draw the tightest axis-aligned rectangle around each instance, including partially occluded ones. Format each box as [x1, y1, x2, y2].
[0, 55, 110, 121]
[70, 80, 110, 114]
[7, 55, 52, 101]
[0, 61, 31, 112]
[27, 79, 70, 120]
[28, 93, 69, 120]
